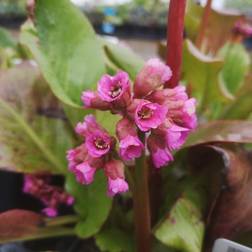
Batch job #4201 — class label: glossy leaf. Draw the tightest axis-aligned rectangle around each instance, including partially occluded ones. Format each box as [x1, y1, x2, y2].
[95, 227, 134, 252]
[20, 0, 106, 108]
[218, 43, 250, 94]
[182, 40, 233, 112]
[65, 170, 112, 238]
[185, 120, 252, 147]
[103, 40, 144, 79]
[0, 63, 74, 173]
[154, 197, 204, 252]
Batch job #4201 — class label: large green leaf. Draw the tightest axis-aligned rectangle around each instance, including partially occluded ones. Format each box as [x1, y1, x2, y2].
[95, 227, 134, 252]
[0, 63, 74, 173]
[218, 43, 250, 94]
[66, 171, 112, 238]
[185, 120, 252, 147]
[182, 40, 233, 113]
[103, 40, 144, 79]
[154, 197, 204, 252]
[20, 0, 106, 108]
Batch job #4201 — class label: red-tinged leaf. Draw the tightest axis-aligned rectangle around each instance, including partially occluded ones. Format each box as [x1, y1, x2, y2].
[205, 147, 252, 251]
[185, 120, 252, 147]
[0, 209, 44, 240]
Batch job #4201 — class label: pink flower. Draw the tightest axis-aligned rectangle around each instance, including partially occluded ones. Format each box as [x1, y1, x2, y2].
[81, 91, 110, 111]
[147, 134, 173, 168]
[119, 136, 144, 161]
[42, 207, 57, 217]
[98, 71, 131, 104]
[74, 115, 114, 158]
[116, 118, 144, 161]
[181, 98, 197, 129]
[105, 159, 129, 196]
[23, 174, 74, 217]
[107, 177, 129, 197]
[66, 144, 88, 171]
[166, 124, 189, 150]
[134, 58, 172, 98]
[85, 130, 113, 158]
[74, 162, 96, 184]
[75, 115, 98, 136]
[135, 100, 168, 132]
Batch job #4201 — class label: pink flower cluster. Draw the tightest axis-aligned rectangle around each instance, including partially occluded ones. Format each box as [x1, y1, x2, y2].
[67, 58, 197, 196]
[23, 174, 74, 217]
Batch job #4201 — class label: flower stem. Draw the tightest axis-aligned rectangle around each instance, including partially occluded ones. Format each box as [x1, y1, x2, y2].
[196, 0, 213, 49]
[132, 134, 151, 252]
[165, 0, 187, 88]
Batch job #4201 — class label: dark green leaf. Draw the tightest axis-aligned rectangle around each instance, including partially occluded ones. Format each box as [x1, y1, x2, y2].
[66, 170, 112, 238]
[95, 227, 134, 252]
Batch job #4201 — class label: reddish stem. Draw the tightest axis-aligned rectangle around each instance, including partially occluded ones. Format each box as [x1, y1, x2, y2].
[166, 0, 187, 88]
[132, 134, 151, 252]
[196, 0, 213, 49]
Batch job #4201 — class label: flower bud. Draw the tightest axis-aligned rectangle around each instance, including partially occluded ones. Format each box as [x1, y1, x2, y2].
[134, 58, 172, 98]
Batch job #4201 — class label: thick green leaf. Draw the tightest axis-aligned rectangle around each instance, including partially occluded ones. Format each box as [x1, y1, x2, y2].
[95, 227, 134, 252]
[0, 27, 17, 48]
[218, 43, 250, 94]
[185, 120, 252, 147]
[220, 92, 252, 119]
[20, 0, 106, 108]
[0, 63, 74, 173]
[66, 170, 112, 238]
[154, 197, 204, 252]
[182, 40, 233, 112]
[103, 40, 144, 79]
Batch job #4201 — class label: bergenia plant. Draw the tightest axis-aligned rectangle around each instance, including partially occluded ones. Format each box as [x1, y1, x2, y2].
[1, 0, 252, 251]
[67, 58, 196, 193]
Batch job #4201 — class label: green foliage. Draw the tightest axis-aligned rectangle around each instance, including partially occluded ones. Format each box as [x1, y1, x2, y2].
[0, 63, 74, 174]
[95, 227, 134, 252]
[20, 0, 106, 108]
[0, 27, 16, 49]
[219, 43, 250, 94]
[154, 197, 205, 252]
[182, 40, 233, 113]
[66, 171, 112, 238]
[103, 40, 144, 79]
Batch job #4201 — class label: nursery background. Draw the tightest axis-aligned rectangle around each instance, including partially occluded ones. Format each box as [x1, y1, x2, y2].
[1, 0, 252, 252]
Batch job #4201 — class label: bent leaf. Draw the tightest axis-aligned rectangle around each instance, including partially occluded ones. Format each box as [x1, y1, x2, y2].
[218, 43, 250, 94]
[20, 0, 105, 107]
[66, 170, 112, 238]
[182, 40, 233, 112]
[154, 197, 204, 252]
[185, 120, 252, 147]
[0, 63, 74, 173]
